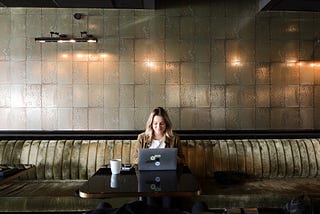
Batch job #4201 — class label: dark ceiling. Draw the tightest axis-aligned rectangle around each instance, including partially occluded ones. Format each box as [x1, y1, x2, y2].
[0, 0, 158, 9]
[0, 0, 320, 11]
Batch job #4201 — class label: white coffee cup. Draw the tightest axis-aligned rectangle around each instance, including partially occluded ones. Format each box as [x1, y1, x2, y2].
[110, 159, 121, 174]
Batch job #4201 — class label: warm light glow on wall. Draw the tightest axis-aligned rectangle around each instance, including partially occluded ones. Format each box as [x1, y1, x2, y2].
[296, 61, 305, 66]
[288, 60, 320, 68]
[62, 54, 69, 58]
[77, 53, 84, 58]
[309, 62, 320, 67]
[231, 58, 241, 66]
[145, 59, 156, 68]
[89, 54, 99, 61]
[146, 61, 155, 67]
[286, 59, 297, 67]
[286, 24, 298, 33]
[100, 54, 108, 59]
[57, 52, 111, 61]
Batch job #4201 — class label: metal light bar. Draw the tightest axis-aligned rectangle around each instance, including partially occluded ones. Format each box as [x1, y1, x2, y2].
[35, 32, 97, 43]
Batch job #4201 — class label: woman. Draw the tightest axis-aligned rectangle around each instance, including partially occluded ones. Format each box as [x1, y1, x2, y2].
[133, 107, 185, 209]
[133, 107, 185, 166]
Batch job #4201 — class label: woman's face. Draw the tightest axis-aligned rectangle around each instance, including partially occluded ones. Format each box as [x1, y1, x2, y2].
[152, 115, 166, 136]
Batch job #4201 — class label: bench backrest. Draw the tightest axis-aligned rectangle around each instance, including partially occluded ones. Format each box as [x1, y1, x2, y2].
[0, 139, 319, 179]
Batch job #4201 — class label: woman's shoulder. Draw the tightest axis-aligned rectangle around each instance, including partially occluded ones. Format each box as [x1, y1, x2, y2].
[172, 131, 179, 137]
[167, 131, 179, 140]
[137, 132, 147, 139]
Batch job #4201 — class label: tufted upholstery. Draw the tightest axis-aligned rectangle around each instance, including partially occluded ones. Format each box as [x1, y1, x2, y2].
[1, 138, 320, 179]
[0, 139, 137, 180]
[183, 139, 320, 178]
[0, 132, 320, 212]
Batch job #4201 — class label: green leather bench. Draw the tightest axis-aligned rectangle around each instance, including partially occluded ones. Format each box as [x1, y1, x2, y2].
[0, 130, 320, 212]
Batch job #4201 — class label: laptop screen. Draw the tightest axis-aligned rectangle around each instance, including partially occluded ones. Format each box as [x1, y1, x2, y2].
[138, 148, 177, 171]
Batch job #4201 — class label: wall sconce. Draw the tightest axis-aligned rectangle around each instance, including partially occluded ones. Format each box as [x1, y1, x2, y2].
[35, 31, 97, 43]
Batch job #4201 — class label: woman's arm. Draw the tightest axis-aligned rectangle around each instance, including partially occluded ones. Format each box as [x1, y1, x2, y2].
[133, 133, 144, 165]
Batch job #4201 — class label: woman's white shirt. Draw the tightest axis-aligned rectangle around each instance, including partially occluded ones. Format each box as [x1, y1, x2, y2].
[150, 137, 165, 148]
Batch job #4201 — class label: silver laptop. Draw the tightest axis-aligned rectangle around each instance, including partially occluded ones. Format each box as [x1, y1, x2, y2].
[138, 148, 177, 171]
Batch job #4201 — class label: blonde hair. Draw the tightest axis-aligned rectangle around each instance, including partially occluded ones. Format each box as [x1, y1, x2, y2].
[145, 107, 174, 140]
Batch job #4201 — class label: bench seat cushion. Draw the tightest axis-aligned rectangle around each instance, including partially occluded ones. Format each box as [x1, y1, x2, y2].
[198, 177, 320, 209]
[0, 180, 137, 212]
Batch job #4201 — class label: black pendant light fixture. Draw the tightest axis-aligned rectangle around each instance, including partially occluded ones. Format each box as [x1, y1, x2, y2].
[35, 31, 97, 43]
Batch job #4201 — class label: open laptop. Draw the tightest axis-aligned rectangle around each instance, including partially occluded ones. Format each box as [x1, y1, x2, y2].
[137, 148, 177, 171]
